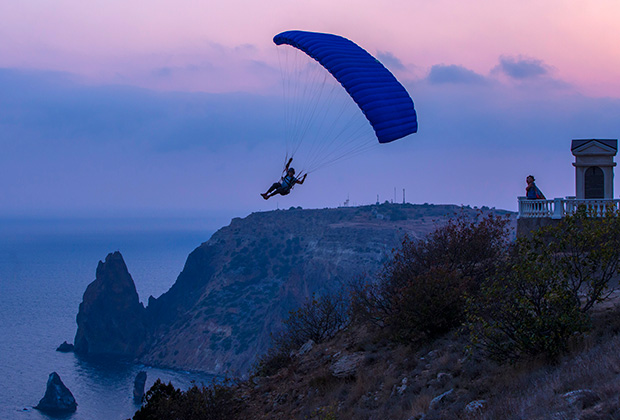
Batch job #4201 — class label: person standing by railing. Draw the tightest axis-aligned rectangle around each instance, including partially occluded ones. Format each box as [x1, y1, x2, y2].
[526, 175, 545, 200]
[525, 175, 547, 216]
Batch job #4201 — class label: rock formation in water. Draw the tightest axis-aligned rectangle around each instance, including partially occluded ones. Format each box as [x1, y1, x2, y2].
[74, 251, 147, 356]
[133, 371, 147, 402]
[56, 341, 74, 352]
[34, 372, 77, 413]
[73, 204, 515, 376]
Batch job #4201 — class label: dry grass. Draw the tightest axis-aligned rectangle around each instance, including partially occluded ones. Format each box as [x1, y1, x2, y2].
[236, 300, 620, 420]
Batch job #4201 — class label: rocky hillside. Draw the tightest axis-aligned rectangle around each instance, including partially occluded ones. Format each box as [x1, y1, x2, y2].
[74, 203, 514, 376]
[235, 297, 620, 420]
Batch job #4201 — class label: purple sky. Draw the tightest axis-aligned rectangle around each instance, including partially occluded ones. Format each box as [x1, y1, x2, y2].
[2, 1, 620, 228]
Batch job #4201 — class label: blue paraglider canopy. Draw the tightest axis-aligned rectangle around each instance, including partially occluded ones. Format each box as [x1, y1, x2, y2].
[274, 30, 418, 144]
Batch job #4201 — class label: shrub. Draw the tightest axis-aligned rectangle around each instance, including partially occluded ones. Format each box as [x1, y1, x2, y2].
[282, 291, 350, 346]
[387, 267, 470, 341]
[252, 291, 349, 377]
[351, 212, 512, 341]
[535, 207, 620, 312]
[468, 209, 620, 363]
[251, 342, 293, 378]
[383, 212, 510, 287]
[132, 379, 243, 420]
[133, 380, 181, 420]
[467, 250, 590, 363]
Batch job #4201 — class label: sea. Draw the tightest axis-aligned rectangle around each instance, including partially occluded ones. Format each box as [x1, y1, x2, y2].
[0, 217, 220, 420]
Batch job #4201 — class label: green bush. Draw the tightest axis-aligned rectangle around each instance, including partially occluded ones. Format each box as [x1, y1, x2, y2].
[468, 209, 620, 362]
[468, 240, 590, 363]
[535, 207, 620, 312]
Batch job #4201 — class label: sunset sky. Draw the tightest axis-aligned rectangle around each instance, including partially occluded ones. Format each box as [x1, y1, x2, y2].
[2, 0, 620, 226]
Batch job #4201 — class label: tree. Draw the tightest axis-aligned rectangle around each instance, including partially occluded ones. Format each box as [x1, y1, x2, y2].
[468, 208, 620, 362]
[467, 242, 589, 362]
[537, 207, 620, 312]
[133, 379, 242, 420]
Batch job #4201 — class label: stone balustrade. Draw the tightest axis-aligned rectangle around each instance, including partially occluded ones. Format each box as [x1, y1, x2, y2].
[518, 197, 620, 219]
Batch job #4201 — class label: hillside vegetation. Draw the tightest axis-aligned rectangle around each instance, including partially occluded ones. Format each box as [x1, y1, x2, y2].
[133, 208, 620, 420]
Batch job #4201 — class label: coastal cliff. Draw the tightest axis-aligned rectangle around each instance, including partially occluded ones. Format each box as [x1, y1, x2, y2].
[74, 204, 514, 375]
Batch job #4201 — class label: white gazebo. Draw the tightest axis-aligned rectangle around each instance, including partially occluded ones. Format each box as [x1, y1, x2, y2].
[572, 139, 617, 200]
[518, 139, 619, 221]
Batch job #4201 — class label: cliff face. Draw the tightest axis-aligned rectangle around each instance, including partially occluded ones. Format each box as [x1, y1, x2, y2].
[73, 204, 514, 375]
[140, 204, 513, 375]
[74, 251, 147, 356]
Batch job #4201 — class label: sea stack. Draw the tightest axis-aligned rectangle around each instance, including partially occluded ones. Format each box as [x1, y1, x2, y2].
[74, 251, 147, 357]
[133, 371, 147, 402]
[56, 341, 74, 352]
[35, 372, 77, 413]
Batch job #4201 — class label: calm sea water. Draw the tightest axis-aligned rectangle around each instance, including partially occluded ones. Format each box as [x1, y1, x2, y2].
[0, 218, 218, 420]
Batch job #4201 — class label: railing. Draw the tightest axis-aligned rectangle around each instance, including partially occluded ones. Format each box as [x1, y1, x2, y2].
[518, 197, 620, 219]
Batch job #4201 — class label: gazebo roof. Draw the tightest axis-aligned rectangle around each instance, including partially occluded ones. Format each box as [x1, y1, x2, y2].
[571, 139, 618, 151]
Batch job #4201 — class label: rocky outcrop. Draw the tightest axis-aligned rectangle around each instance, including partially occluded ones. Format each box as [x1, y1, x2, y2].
[74, 251, 147, 357]
[329, 353, 365, 378]
[429, 388, 455, 411]
[464, 399, 486, 414]
[562, 389, 601, 410]
[294, 340, 315, 357]
[35, 372, 77, 413]
[133, 371, 147, 403]
[56, 341, 74, 352]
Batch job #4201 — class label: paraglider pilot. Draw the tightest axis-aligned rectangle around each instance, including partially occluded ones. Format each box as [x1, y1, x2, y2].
[261, 158, 307, 200]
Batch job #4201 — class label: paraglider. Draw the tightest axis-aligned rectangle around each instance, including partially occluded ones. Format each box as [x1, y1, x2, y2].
[266, 30, 418, 197]
[261, 157, 307, 200]
[274, 30, 418, 145]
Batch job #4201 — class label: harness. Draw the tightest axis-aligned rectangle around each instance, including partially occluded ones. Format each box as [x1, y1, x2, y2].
[280, 174, 297, 191]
